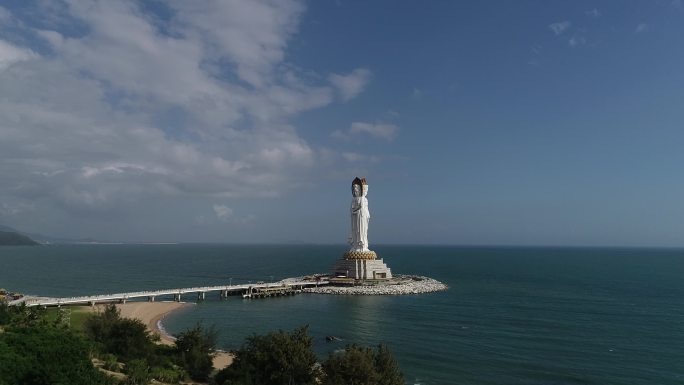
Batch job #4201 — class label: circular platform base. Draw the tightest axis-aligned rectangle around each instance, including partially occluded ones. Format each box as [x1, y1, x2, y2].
[343, 250, 377, 260]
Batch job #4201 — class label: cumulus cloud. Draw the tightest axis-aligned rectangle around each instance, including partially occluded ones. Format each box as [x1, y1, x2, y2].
[585, 9, 601, 18]
[333, 122, 398, 141]
[549, 21, 571, 35]
[635, 23, 649, 33]
[169, 0, 306, 88]
[329, 68, 372, 101]
[213, 204, 234, 221]
[0, 0, 372, 223]
[350, 122, 398, 140]
[0, 40, 37, 71]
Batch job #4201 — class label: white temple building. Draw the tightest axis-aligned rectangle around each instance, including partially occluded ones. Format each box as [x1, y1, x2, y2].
[332, 177, 393, 280]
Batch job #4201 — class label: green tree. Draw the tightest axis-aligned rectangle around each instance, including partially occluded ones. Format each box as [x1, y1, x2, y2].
[85, 304, 158, 361]
[2, 303, 49, 328]
[321, 344, 404, 385]
[0, 303, 11, 325]
[175, 323, 217, 381]
[84, 304, 122, 343]
[322, 344, 378, 385]
[0, 325, 116, 385]
[375, 344, 404, 385]
[125, 359, 151, 385]
[215, 326, 319, 385]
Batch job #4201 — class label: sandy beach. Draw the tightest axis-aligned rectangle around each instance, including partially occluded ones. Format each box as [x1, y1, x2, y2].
[93, 302, 234, 369]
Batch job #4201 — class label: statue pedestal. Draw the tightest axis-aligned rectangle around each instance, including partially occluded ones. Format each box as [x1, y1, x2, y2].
[332, 250, 393, 280]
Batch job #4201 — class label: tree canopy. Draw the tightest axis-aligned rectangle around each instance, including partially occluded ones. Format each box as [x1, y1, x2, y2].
[322, 344, 404, 385]
[84, 304, 158, 362]
[175, 323, 217, 381]
[215, 326, 319, 385]
[0, 325, 115, 385]
[215, 326, 404, 385]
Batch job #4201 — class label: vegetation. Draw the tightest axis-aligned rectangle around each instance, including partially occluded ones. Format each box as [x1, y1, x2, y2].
[0, 231, 38, 246]
[214, 326, 404, 385]
[85, 305, 159, 362]
[123, 359, 152, 385]
[0, 306, 115, 385]
[215, 325, 319, 385]
[175, 323, 218, 381]
[321, 344, 404, 385]
[1, 303, 405, 385]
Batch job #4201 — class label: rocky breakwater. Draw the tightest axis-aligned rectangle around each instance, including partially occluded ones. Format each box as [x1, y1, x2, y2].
[303, 275, 448, 295]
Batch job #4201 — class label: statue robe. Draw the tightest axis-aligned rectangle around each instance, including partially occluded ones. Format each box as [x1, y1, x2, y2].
[350, 194, 370, 251]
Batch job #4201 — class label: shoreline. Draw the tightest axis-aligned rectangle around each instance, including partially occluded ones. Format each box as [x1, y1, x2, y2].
[302, 275, 448, 295]
[115, 301, 191, 345]
[92, 302, 234, 370]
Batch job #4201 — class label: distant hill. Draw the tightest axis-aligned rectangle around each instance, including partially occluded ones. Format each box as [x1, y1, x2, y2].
[0, 225, 110, 244]
[0, 231, 38, 246]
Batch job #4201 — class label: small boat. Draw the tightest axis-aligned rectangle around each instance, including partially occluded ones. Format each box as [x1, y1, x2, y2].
[325, 335, 341, 342]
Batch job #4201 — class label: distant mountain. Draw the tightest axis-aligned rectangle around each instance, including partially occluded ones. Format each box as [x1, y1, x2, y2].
[0, 225, 111, 244]
[0, 231, 38, 246]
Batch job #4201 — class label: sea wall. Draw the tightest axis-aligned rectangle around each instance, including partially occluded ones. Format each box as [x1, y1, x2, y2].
[302, 275, 448, 295]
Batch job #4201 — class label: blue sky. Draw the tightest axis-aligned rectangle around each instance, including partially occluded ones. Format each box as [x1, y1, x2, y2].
[1, 0, 683, 246]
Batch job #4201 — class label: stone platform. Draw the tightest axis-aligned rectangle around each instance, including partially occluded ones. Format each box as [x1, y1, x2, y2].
[303, 275, 448, 295]
[333, 250, 392, 280]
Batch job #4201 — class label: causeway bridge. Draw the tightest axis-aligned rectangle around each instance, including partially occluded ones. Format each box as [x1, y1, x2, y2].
[10, 279, 328, 307]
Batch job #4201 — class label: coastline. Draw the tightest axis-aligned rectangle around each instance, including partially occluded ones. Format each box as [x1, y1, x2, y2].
[115, 301, 189, 345]
[93, 302, 234, 369]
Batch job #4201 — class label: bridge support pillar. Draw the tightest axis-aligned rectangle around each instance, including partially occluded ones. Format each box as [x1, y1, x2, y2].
[148, 296, 155, 302]
[197, 292, 205, 301]
[174, 294, 181, 302]
[220, 290, 228, 298]
[119, 298, 127, 304]
[89, 301, 95, 307]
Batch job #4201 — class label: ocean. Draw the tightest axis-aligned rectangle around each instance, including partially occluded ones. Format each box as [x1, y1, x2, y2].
[1, 244, 683, 385]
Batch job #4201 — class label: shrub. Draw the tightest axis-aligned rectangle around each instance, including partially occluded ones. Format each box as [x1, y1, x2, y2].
[125, 359, 151, 385]
[322, 344, 404, 385]
[215, 326, 319, 385]
[175, 323, 217, 381]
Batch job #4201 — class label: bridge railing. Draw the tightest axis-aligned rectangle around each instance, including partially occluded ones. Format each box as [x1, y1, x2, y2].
[16, 280, 328, 307]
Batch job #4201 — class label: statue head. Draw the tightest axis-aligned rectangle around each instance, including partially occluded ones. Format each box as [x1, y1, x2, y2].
[351, 177, 368, 197]
[352, 184, 361, 197]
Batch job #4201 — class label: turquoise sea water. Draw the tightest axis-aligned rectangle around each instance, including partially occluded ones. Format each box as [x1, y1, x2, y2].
[1, 244, 684, 384]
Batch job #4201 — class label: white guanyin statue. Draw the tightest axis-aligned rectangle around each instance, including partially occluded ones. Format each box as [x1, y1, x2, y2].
[349, 177, 370, 252]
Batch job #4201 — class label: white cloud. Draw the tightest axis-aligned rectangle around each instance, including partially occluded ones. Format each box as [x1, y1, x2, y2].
[331, 130, 349, 141]
[569, 36, 586, 47]
[333, 122, 399, 141]
[169, 0, 305, 88]
[585, 9, 601, 18]
[412, 87, 423, 99]
[549, 21, 571, 35]
[213, 204, 233, 221]
[329, 68, 372, 101]
[0, 0, 372, 219]
[0, 40, 37, 71]
[350, 122, 398, 141]
[635, 23, 649, 33]
[36, 30, 65, 48]
[342, 152, 379, 163]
